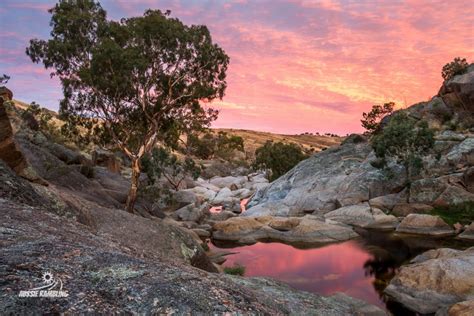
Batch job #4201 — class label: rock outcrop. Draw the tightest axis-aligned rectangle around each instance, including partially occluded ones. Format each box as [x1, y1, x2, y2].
[0, 87, 27, 175]
[324, 202, 398, 229]
[396, 214, 455, 236]
[385, 247, 474, 314]
[212, 215, 358, 244]
[245, 65, 474, 220]
[459, 222, 474, 240]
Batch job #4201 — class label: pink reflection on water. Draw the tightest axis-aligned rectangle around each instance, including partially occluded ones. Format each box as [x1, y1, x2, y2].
[211, 241, 383, 308]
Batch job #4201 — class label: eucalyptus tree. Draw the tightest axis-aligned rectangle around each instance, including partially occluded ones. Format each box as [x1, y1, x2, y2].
[27, 0, 229, 212]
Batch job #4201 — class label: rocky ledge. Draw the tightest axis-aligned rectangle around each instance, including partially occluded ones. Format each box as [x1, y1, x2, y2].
[212, 215, 358, 244]
[384, 247, 474, 314]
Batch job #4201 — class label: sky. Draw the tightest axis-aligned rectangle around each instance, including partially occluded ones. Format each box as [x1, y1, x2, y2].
[0, 0, 473, 135]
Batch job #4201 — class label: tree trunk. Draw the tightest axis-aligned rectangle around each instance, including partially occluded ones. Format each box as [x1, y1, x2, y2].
[126, 158, 141, 213]
[405, 161, 411, 203]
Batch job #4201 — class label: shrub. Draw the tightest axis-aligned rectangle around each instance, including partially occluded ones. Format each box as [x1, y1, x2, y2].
[188, 131, 244, 160]
[371, 112, 434, 197]
[429, 202, 474, 225]
[223, 263, 246, 276]
[361, 102, 395, 135]
[141, 147, 201, 190]
[253, 141, 307, 181]
[441, 57, 469, 81]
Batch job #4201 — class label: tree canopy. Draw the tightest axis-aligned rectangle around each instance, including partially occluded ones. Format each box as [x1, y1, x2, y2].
[253, 141, 307, 181]
[361, 102, 395, 135]
[26, 0, 229, 212]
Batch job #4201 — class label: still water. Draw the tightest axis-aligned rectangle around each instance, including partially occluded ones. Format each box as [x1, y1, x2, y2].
[211, 229, 471, 315]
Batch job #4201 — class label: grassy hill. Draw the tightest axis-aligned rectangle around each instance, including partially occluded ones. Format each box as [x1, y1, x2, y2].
[215, 128, 343, 159]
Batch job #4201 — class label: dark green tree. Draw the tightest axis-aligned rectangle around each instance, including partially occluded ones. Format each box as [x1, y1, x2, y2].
[0, 74, 10, 85]
[361, 102, 395, 135]
[141, 147, 201, 191]
[26, 1, 229, 212]
[442, 57, 469, 81]
[371, 112, 434, 199]
[253, 141, 307, 181]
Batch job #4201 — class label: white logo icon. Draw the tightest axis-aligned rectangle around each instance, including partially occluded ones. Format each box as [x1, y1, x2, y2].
[18, 272, 69, 298]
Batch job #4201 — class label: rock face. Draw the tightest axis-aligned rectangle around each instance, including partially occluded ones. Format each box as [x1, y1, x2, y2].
[212, 215, 358, 244]
[245, 139, 406, 217]
[396, 214, 454, 236]
[92, 148, 121, 173]
[385, 247, 474, 314]
[0, 88, 27, 175]
[439, 64, 474, 113]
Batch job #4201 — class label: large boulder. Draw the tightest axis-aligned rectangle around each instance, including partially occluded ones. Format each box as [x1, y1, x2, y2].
[439, 64, 474, 113]
[459, 222, 474, 241]
[212, 215, 357, 244]
[246, 141, 406, 217]
[385, 247, 474, 314]
[209, 176, 247, 189]
[324, 203, 398, 229]
[396, 214, 454, 236]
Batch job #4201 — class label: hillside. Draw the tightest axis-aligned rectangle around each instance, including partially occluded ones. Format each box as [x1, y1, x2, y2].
[9, 100, 342, 160]
[214, 128, 343, 159]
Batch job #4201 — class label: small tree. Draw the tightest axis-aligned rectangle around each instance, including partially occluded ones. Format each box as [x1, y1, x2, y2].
[442, 57, 469, 81]
[253, 141, 307, 181]
[141, 147, 201, 191]
[361, 102, 395, 135]
[0, 74, 10, 85]
[371, 112, 434, 199]
[27, 1, 229, 212]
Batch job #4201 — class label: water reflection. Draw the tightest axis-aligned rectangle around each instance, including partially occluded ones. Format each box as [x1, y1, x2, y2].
[211, 229, 471, 314]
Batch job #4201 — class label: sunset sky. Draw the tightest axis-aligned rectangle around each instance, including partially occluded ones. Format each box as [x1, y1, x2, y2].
[1, 0, 473, 135]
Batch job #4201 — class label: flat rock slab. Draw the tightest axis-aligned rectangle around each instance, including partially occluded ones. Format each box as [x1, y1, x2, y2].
[459, 222, 474, 241]
[385, 247, 474, 314]
[396, 214, 455, 236]
[212, 215, 357, 244]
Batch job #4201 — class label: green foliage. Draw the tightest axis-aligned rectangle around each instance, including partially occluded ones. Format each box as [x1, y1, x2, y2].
[361, 102, 395, 135]
[429, 202, 474, 225]
[223, 263, 246, 276]
[253, 141, 307, 181]
[141, 147, 201, 190]
[26, 0, 229, 211]
[371, 112, 434, 188]
[0, 74, 10, 85]
[441, 57, 469, 81]
[21, 102, 56, 133]
[187, 131, 244, 160]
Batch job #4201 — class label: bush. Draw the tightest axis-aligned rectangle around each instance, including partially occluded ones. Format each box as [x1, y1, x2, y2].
[188, 131, 244, 160]
[441, 57, 469, 81]
[223, 263, 246, 276]
[141, 147, 201, 190]
[79, 165, 95, 178]
[429, 202, 474, 225]
[361, 102, 395, 135]
[253, 141, 307, 181]
[371, 112, 434, 195]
